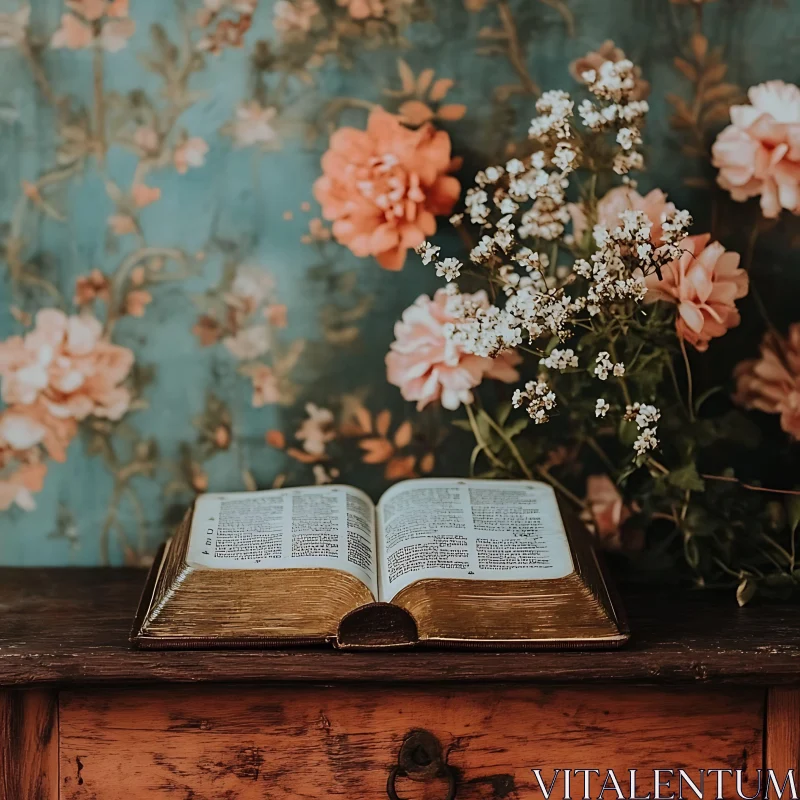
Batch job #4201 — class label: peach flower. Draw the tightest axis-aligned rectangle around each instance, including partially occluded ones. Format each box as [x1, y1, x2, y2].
[0, 409, 50, 511]
[0, 5, 30, 49]
[712, 81, 800, 218]
[231, 103, 279, 148]
[74, 269, 111, 306]
[124, 290, 152, 317]
[0, 309, 134, 422]
[51, 0, 134, 52]
[0, 453, 47, 512]
[644, 234, 748, 352]
[295, 403, 335, 457]
[386, 289, 521, 411]
[313, 108, 461, 271]
[273, 0, 319, 34]
[581, 474, 642, 551]
[250, 364, 280, 406]
[733, 324, 800, 440]
[569, 186, 675, 246]
[337, 0, 383, 19]
[131, 183, 161, 208]
[569, 40, 650, 101]
[174, 137, 209, 174]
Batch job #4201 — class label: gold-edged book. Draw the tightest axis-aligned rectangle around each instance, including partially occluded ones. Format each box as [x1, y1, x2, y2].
[131, 478, 629, 650]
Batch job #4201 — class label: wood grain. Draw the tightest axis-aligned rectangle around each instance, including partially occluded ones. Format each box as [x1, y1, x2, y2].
[0, 569, 799, 687]
[767, 688, 800, 777]
[58, 685, 764, 800]
[0, 690, 58, 800]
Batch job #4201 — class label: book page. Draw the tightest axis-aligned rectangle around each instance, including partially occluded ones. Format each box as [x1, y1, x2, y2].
[376, 478, 574, 601]
[186, 485, 378, 597]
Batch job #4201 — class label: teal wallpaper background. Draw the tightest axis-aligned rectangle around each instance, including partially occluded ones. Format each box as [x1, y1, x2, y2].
[0, 0, 798, 565]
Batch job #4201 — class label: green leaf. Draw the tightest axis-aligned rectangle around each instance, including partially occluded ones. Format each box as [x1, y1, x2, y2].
[693, 385, 722, 415]
[503, 417, 529, 440]
[736, 578, 756, 607]
[785, 495, 800, 533]
[667, 463, 705, 492]
[496, 402, 512, 426]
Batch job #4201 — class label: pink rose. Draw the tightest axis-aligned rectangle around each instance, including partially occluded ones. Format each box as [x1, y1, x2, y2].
[712, 80, 800, 218]
[386, 289, 521, 411]
[314, 108, 461, 271]
[644, 234, 748, 352]
[0, 308, 134, 422]
[734, 324, 800, 440]
[568, 186, 675, 245]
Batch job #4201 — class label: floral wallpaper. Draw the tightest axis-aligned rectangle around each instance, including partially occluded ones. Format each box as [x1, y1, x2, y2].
[0, 0, 798, 566]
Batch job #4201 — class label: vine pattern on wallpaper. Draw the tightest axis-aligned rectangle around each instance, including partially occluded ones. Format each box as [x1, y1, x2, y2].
[0, 0, 797, 570]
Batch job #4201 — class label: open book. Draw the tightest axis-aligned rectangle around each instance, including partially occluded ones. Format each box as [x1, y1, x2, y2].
[131, 479, 628, 649]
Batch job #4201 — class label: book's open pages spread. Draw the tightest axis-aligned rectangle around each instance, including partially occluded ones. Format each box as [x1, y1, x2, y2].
[188, 485, 379, 598]
[131, 479, 629, 649]
[377, 479, 574, 600]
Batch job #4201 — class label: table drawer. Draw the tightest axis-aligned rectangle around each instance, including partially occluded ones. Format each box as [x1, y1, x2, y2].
[59, 685, 764, 799]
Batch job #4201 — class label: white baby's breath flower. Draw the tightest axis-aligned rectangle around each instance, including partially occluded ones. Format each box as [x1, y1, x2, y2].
[625, 403, 661, 429]
[540, 348, 578, 371]
[435, 257, 462, 281]
[416, 241, 440, 265]
[513, 379, 557, 424]
[613, 363, 625, 377]
[633, 427, 659, 455]
[595, 399, 610, 418]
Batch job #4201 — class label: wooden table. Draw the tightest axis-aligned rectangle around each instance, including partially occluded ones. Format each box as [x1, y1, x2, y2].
[1, 569, 799, 800]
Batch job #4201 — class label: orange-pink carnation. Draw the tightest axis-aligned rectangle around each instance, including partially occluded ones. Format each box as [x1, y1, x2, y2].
[386, 289, 521, 411]
[712, 81, 800, 218]
[313, 108, 461, 271]
[734, 324, 800, 440]
[644, 234, 748, 352]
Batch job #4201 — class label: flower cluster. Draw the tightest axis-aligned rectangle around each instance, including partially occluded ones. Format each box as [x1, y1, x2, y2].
[512, 379, 557, 424]
[407, 59, 698, 460]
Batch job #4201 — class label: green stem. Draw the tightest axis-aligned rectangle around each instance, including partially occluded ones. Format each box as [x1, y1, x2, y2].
[678, 335, 695, 421]
[93, 43, 106, 166]
[464, 404, 506, 472]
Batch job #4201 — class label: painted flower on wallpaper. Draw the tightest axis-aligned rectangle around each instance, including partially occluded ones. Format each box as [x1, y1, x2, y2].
[0, 5, 29, 48]
[0, 428, 47, 512]
[229, 103, 280, 149]
[50, 0, 135, 52]
[568, 186, 675, 246]
[273, 0, 319, 35]
[385, 61, 467, 127]
[581, 474, 642, 552]
[734, 324, 800, 440]
[712, 81, 800, 218]
[74, 269, 111, 307]
[386, 289, 521, 410]
[570, 40, 650, 101]
[644, 234, 748, 352]
[0, 309, 134, 423]
[314, 108, 460, 271]
[174, 137, 209, 174]
[337, 0, 384, 19]
[196, 0, 257, 53]
[295, 403, 335, 457]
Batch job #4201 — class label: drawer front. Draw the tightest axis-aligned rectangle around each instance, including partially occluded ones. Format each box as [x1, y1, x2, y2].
[59, 685, 764, 799]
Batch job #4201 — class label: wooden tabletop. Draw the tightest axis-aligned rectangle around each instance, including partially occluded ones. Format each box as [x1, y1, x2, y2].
[0, 568, 799, 687]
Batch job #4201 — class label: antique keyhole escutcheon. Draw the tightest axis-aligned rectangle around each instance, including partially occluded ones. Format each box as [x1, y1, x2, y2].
[386, 728, 458, 800]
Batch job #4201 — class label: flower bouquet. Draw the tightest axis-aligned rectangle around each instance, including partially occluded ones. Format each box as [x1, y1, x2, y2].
[389, 59, 800, 603]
